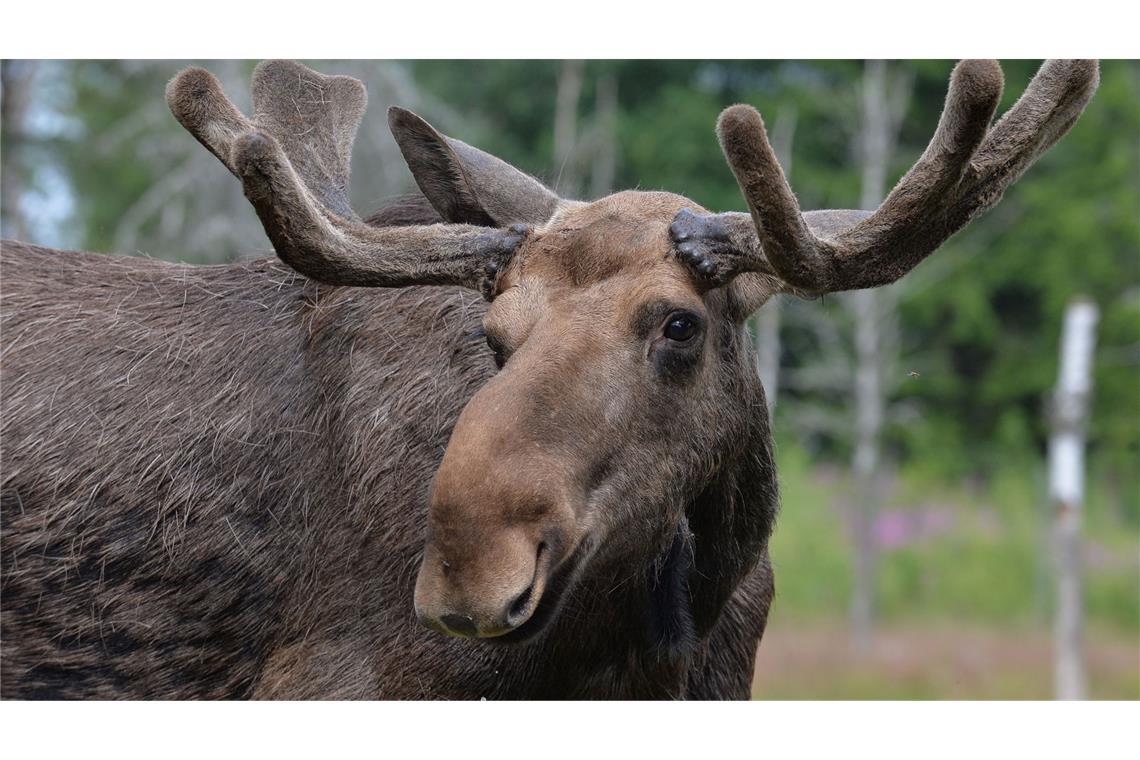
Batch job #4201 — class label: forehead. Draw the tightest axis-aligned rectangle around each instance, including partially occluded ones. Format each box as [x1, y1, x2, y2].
[502, 190, 707, 289]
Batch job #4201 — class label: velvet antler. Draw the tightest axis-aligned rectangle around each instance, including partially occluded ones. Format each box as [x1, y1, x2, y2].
[671, 60, 1099, 295]
[167, 60, 525, 292]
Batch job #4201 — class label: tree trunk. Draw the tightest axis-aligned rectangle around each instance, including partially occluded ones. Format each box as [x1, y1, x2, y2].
[848, 287, 883, 653]
[589, 72, 618, 199]
[1050, 299, 1098, 700]
[553, 60, 584, 197]
[1, 60, 36, 241]
[848, 60, 911, 653]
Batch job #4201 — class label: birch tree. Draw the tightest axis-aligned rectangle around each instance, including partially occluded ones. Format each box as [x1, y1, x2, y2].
[848, 59, 912, 652]
[1050, 299, 1099, 700]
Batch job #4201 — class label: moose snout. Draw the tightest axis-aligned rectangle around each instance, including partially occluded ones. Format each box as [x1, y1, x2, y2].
[416, 376, 579, 640]
[414, 538, 549, 639]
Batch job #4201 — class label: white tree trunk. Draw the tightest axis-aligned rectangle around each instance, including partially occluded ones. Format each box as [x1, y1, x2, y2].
[848, 60, 911, 652]
[848, 287, 883, 652]
[1050, 299, 1098, 700]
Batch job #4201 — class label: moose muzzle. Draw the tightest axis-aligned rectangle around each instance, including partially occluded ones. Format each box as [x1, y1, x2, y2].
[413, 380, 581, 639]
[414, 526, 554, 638]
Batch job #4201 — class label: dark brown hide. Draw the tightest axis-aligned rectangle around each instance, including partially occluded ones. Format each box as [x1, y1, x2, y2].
[0, 193, 776, 699]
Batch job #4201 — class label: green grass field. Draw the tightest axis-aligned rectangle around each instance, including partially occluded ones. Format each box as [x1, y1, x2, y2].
[752, 440, 1139, 699]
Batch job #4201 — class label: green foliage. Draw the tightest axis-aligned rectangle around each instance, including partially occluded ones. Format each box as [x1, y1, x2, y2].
[63, 62, 226, 252]
[888, 61, 1140, 504]
[411, 60, 563, 180]
[771, 437, 1140, 634]
[768, 444, 853, 616]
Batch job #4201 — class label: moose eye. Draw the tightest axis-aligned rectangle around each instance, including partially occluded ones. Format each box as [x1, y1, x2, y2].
[663, 313, 699, 343]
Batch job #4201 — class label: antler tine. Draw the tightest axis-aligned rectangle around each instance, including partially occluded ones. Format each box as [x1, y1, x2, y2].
[825, 60, 1005, 286]
[166, 66, 255, 176]
[169, 60, 365, 220]
[715, 104, 827, 290]
[168, 60, 530, 293]
[705, 60, 1098, 295]
[970, 60, 1100, 206]
[248, 61, 366, 220]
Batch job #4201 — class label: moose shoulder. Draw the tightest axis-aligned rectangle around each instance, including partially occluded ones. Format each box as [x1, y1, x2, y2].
[0, 59, 1097, 699]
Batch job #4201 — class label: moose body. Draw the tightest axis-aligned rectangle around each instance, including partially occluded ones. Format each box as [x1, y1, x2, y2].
[0, 59, 1097, 699]
[0, 238, 773, 699]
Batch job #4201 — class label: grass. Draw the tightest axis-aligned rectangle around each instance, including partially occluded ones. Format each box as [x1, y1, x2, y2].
[753, 620, 1139, 700]
[753, 440, 1140, 698]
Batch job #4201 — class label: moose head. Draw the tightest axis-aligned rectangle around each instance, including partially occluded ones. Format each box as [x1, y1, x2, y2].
[168, 59, 1098, 644]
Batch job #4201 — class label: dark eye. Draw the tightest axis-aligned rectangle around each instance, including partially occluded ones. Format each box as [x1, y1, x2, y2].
[664, 313, 699, 342]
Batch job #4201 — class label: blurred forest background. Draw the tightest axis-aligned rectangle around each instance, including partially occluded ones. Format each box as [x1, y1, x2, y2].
[2, 59, 1137, 699]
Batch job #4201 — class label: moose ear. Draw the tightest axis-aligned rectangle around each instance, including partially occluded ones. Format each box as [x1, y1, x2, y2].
[388, 107, 563, 228]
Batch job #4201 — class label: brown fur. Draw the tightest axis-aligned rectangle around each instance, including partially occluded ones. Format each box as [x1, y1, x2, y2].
[413, 193, 777, 652]
[0, 186, 776, 698]
[389, 107, 563, 227]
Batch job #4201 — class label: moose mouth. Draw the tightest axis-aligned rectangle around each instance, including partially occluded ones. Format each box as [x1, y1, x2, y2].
[486, 539, 592, 646]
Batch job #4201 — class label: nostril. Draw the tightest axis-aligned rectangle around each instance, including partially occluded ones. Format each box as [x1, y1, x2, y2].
[507, 583, 534, 624]
[440, 613, 477, 638]
[506, 541, 546, 625]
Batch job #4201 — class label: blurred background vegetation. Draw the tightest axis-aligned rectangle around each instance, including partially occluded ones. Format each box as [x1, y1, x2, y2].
[2, 59, 1137, 699]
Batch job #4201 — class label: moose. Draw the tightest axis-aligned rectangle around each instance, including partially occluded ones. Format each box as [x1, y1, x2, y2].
[0, 59, 1098, 699]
